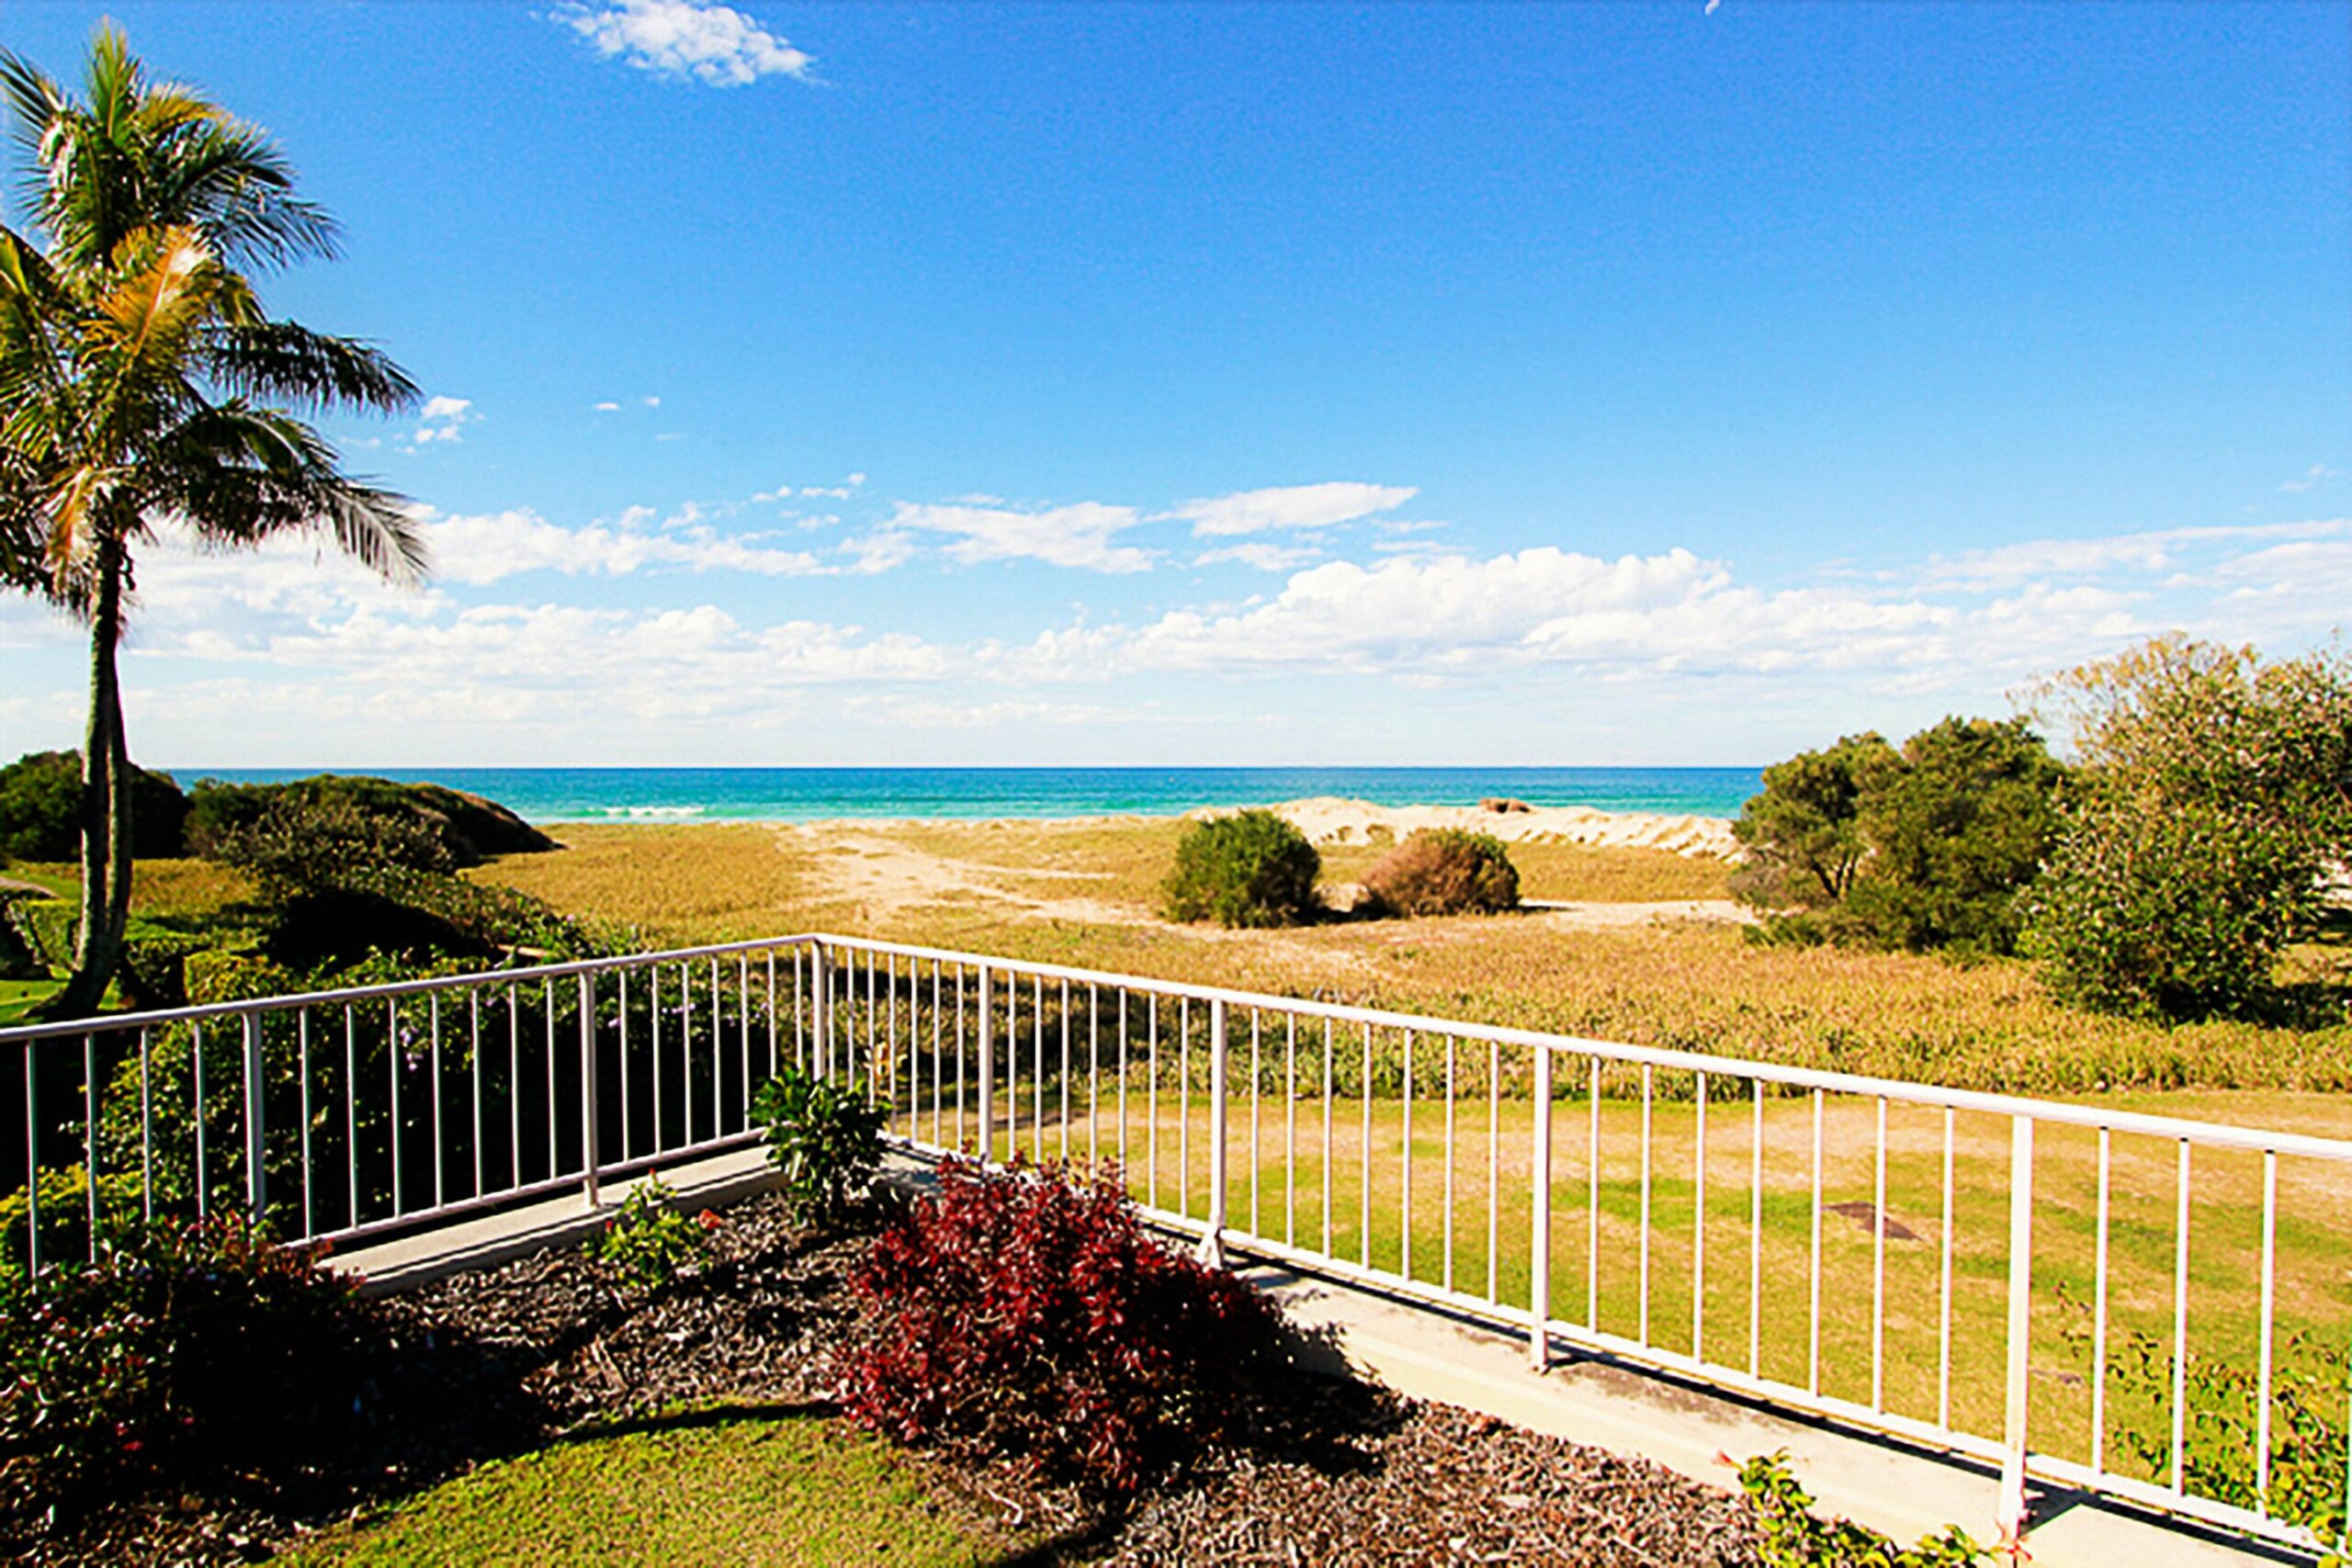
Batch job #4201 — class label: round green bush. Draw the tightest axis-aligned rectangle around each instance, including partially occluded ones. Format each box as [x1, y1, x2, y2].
[1160, 810, 1321, 928]
[1361, 829, 1520, 916]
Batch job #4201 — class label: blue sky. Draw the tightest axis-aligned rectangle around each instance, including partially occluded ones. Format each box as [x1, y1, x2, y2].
[1, 0, 2346, 768]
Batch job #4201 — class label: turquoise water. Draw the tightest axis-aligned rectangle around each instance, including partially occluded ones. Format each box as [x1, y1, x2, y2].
[175, 766, 1762, 825]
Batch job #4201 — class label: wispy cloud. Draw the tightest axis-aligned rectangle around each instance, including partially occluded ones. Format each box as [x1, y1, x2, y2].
[1159, 481, 1417, 537]
[888, 500, 1154, 573]
[422, 507, 823, 583]
[2282, 464, 2339, 493]
[560, 0, 813, 86]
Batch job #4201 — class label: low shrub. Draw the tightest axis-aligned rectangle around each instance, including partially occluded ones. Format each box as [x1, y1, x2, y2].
[0, 750, 187, 864]
[583, 1175, 714, 1292]
[1736, 1450, 1990, 1566]
[1161, 810, 1321, 929]
[750, 1066, 887, 1227]
[1362, 829, 1520, 916]
[186, 774, 554, 867]
[0, 1165, 145, 1269]
[839, 1156, 1285, 1495]
[0, 1215, 369, 1513]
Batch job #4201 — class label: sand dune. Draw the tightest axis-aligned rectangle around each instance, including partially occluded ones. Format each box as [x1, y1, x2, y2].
[1202, 796, 1738, 859]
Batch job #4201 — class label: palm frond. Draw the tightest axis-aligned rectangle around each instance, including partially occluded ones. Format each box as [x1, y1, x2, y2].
[204, 320, 418, 415]
[150, 403, 428, 584]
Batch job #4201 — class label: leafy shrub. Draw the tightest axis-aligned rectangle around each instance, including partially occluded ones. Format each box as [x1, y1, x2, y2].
[840, 1156, 1285, 1495]
[1734, 720, 2065, 956]
[186, 774, 554, 867]
[0, 890, 47, 979]
[2059, 1287, 2347, 1559]
[0, 1214, 368, 1510]
[0, 1165, 145, 1269]
[2024, 637, 2352, 1020]
[1161, 809, 1320, 928]
[750, 1066, 886, 1227]
[1731, 732, 1894, 914]
[1842, 717, 2067, 956]
[210, 792, 456, 895]
[583, 1175, 714, 1291]
[1361, 829, 1520, 916]
[1736, 1450, 1990, 1566]
[0, 750, 187, 864]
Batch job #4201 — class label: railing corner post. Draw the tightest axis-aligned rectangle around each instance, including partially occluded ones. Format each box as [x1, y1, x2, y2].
[242, 1012, 267, 1222]
[1997, 1112, 2036, 1549]
[1530, 1043, 1553, 1371]
[1198, 997, 1229, 1269]
[578, 972, 600, 1212]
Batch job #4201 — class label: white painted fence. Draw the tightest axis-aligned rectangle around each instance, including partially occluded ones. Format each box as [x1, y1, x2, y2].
[6, 933, 2347, 1555]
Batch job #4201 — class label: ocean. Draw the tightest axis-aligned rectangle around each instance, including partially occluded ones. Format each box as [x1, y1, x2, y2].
[173, 767, 1763, 825]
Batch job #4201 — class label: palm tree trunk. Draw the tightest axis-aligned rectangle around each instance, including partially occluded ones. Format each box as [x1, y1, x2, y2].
[44, 540, 130, 1020]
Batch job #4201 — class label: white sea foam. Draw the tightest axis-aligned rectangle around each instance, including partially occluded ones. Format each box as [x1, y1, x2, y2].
[598, 805, 707, 818]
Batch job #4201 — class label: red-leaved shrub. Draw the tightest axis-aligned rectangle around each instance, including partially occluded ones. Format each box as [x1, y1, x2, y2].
[838, 1156, 1284, 1495]
[1361, 829, 1521, 916]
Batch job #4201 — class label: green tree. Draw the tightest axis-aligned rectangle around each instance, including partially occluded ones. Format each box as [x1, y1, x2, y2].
[0, 27, 423, 1018]
[2023, 637, 2352, 1019]
[1730, 732, 1896, 913]
[1844, 716, 2066, 955]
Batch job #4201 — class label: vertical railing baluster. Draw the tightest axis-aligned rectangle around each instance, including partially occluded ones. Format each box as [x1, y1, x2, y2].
[1323, 1018, 1334, 1257]
[346, 1006, 361, 1224]
[1286, 1014, 1299, 1250]
[1996, 1115, 2037, 1546]
[194, 1021, 209, 1219]
[506, 988, 520, 1192]
[387, 1001, 403, 1214]
[682, 964, 695, 1146]
[1749, 1077, 1763, 1381]
[2090, 1127, 2111, 1472]
[1639, 1063, 1653, 1345]
[23, 1043, 40, 1276]
[1587, 1056, 1600, 1331]
[429, 996, 444, 1213]
[977, 966, 993, 1167]
[1941, 1107, 1958, 1432]
[1693, 1070, 1707, 1362]
[1487, 1037, 1500, 1305]
[1871, 1095, 1887, 1412]
[1400, 1028, 1414, 1282]
[1179, 997, 1191, 1217]
[1807, 1088, 1824, 1396]
[243, 1012, 267, 1222]
[2170, 1139, 2192, 1496]
[1087, 983, 1100, 1169]
[1148, 994, 1159, 1207]
[140, 1027, 153, 1222]
[1059, 979, 1071, 1166]
[1531, 1043, 1552, 1369]
[1250, 1010, 1263, 1238]
[1360, 1023, 1372, 1269]
[579, 972, 599, 1207]
[542, 980, 557, 1178]
[299, 1011, 315, 1239]
[469, 993, 483, 1201]
[619, 972, 632, 1163]
[766, 950, 778, 1081]
[651, 966, 665, 1154]
[1201, 996, 1228, 1266]
[1031, 974, 1044, 1163]
[1442, 1033, 1456, 1294]
[740, 953, 752, 1130]
[83, 1032, 99, 1259]
[2256, 1148, 2277, 1516]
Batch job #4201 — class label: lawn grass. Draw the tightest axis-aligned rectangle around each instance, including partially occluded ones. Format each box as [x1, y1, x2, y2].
[290, 1408, 1029, 1566]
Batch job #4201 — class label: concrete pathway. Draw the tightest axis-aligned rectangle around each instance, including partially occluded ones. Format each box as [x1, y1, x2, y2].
[334, 1156, 2302, 1565]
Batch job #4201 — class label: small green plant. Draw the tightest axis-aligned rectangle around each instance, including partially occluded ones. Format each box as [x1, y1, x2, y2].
[750, 1066, 887, 1226]
[2058, 1288, 2347, 1562]
[583, 1175, 712, 1292]
[1361, 829, 1520, 916]
[1160, 809, 1321, 928]
[1735, 1450, 1991, 1567]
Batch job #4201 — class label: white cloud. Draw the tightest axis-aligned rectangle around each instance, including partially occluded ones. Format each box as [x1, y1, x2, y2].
[1159, 481, 1418, 537]
[411, 395, 477, 446]
[560, 0, 812, 86]
[1915, 518, 2349, 590]
[421, 508, 822, 584]
[2282, 464, 2339, 493]
[838, 529, 920, 575]
[643, 395, 662, 407]
[594, 400, 621, 412]
[888, 500, 1154, 573]
[1196, 541, 1323, 572]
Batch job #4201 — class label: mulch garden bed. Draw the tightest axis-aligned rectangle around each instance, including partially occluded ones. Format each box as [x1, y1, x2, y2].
[13, 1190, 1764, 1567]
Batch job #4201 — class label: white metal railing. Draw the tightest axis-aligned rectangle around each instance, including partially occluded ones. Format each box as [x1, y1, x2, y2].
[6, 932, 2348, 1555]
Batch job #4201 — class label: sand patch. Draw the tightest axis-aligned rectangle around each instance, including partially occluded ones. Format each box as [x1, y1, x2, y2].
[1521, 898, 1755, 931]
[778, 829, 1136, 926]
[1214, 797, 1739, 859]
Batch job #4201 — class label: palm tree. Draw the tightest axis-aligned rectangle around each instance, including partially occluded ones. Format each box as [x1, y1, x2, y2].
[0, 25, 427, 1018]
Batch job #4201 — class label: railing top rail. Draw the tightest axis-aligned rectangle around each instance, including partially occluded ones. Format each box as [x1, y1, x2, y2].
[0, 932, 825, 1044]
[812, 933, 2352, 1164]
[9, 927, 2348, 1163]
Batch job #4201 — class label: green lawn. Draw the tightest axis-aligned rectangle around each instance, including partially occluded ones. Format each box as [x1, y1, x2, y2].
[291, 1408, 1032, 1566]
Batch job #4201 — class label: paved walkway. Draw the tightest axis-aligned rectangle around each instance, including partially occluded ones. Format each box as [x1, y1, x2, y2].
[334, 1156, 2299, 1566]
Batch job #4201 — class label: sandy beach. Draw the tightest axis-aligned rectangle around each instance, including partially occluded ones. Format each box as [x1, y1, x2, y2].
[1224, 795, 1739, 858]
